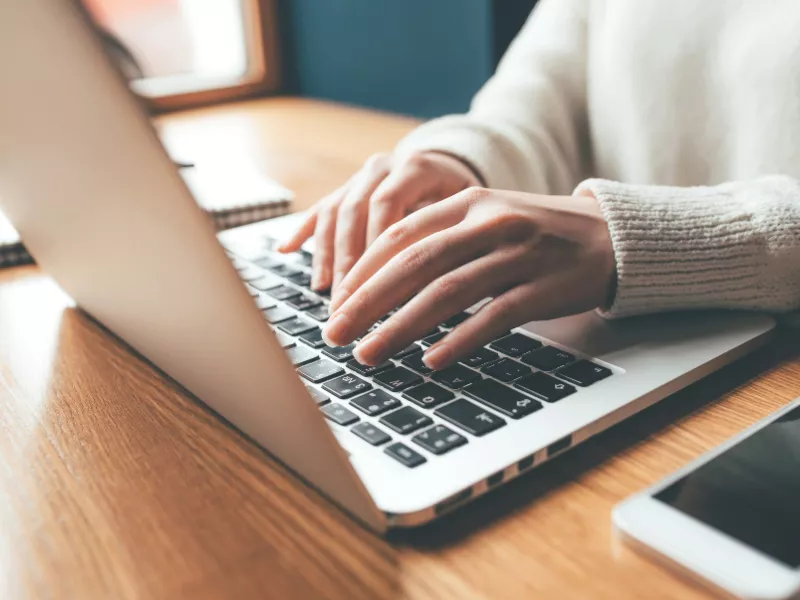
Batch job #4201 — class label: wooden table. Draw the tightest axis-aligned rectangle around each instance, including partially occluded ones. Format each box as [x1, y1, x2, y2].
[1, 97, 798, 600]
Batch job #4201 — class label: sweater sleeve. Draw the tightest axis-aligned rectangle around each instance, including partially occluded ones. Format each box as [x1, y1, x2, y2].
[575, 175, 800, 318]
[394, 0, 590, 195]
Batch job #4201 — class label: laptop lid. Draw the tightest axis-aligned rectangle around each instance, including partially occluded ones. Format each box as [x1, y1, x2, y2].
[0, 0, 385, 532]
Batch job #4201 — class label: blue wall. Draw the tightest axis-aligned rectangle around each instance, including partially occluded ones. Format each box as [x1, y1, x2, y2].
[279, 0, 533, 118]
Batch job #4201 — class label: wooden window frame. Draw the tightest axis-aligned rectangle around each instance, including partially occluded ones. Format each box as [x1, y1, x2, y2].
[135, 0, 280, 113]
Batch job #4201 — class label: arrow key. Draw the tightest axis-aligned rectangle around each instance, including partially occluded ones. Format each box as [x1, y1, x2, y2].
[435, 399, 506, 436]
[463, 379, 542, 419]
[412, 425, 467, 455]
[514, 372, 576, 402]
[556, 360, 613, 387]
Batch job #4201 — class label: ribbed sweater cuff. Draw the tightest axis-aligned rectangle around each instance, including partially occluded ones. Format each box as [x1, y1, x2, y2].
[394, 116, 520, 191]
[576, 178, 762, 318]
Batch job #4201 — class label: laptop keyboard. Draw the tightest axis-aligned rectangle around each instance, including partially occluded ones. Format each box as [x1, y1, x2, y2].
[226, 240, 613, 469]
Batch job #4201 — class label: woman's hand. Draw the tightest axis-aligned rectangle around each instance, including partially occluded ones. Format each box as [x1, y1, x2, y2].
[322, 187, 615, 370]
[277, 151, 481, 302]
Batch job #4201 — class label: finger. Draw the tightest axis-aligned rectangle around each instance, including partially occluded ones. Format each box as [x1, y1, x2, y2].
[324, 222, 494, 346]
[422, 280, 557, 370]
[332, 168, 389, 295]
[352, 250, 523, 365]
[277, 210, 317, 253]
[311, 201, 339, 290]
[365, 161, 433, 245]
[330, 188, 479, 312]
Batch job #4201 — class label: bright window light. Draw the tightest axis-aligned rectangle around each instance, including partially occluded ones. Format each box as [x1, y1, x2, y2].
[83, 0, 259, 98]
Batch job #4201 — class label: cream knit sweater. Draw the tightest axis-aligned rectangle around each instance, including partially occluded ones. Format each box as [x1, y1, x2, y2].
[395, 0, 800, 318]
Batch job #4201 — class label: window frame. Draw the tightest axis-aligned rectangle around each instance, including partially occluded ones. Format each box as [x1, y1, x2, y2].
[130, 0, 280, 112]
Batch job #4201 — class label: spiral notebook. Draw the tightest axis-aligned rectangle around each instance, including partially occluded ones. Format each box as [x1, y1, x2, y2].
[0, 165, 294, 268]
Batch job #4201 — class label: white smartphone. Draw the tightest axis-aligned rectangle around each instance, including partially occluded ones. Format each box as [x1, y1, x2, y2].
[614, 398, 800, 600]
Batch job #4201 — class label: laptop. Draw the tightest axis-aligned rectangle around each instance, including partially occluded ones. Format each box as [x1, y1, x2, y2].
[0, 0, 775, 533]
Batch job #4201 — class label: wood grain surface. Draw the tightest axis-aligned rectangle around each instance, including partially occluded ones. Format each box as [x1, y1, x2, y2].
[1, 98, 798, 600]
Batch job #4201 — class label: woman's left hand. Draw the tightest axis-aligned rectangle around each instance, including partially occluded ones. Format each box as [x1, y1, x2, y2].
[322, 187, 616, 370]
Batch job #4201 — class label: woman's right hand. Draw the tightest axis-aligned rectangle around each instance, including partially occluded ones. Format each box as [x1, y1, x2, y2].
[277, 151, 482, 306]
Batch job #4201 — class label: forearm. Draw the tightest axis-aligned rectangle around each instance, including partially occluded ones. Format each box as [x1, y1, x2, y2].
[576, 175, 800, 317]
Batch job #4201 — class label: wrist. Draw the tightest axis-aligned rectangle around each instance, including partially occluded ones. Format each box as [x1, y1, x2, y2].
[573, 188, 618, 310]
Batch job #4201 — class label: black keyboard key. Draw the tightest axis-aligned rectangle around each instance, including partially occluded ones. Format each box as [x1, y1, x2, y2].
[520, 346, 575, 371]
[489, 333, 542, 357]
[392, 344, 422, 359]
[375, 311, 396, 324]
[420, 331, 447, 347]
[297, 359, 344, 383]
[384, 442, 426, 468]
[435, 399, 506, 436]
[380, 406, 433, 434]
[346, 359, 393, 377]
[320, 403, 360, 426]
[321, 373, 372, 399]
[304, 386, 330, 406]
[285, 345, 319, 367]
[463, 379, 542, 419]
[357, 323, 380, 341]
[285, 294, 323, 311]
[419, 326, 442, 339]
[482, 358, 531, 382]
[306, 304, 330, 322]
[441, 312, 470, 328]
[321, 343, 357, 362]
[268, 263, 302, 278]
[401, 352, 433, 375]
[298, 327, 327, 349]
[373, 367, 423, 392]
[459, 347, 499, 369]
[432, 364, 481, 389]
[264, 285, 302, 301]
[412, 425, 467, 455]
[278, 317, 317, 336]
[287, 271, 312, 288]
[556, 360, 612, 386]
[514, 372, 576, 402]
[351, 422, 392, 446]
[263, 306, 295, 324]
[403, 382, 455, 409]
[349, 389, 401, 416]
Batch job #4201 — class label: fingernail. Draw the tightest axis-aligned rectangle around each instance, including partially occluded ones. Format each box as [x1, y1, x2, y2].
[423, 344, 453, 370]
[354, 333, 387, 366]
[322, 312, 352, 346]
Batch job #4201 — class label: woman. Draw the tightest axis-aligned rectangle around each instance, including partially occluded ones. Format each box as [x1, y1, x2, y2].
[279, 0, 800, 371]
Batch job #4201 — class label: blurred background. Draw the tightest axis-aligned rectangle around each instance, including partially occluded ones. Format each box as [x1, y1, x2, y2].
[84, 0, 537, 118]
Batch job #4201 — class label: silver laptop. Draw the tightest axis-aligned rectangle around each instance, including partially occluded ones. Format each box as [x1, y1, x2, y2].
[0, 0, 775, 533]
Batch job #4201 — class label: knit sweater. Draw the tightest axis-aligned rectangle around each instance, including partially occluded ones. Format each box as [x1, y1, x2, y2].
[395, 0, 800, 318]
